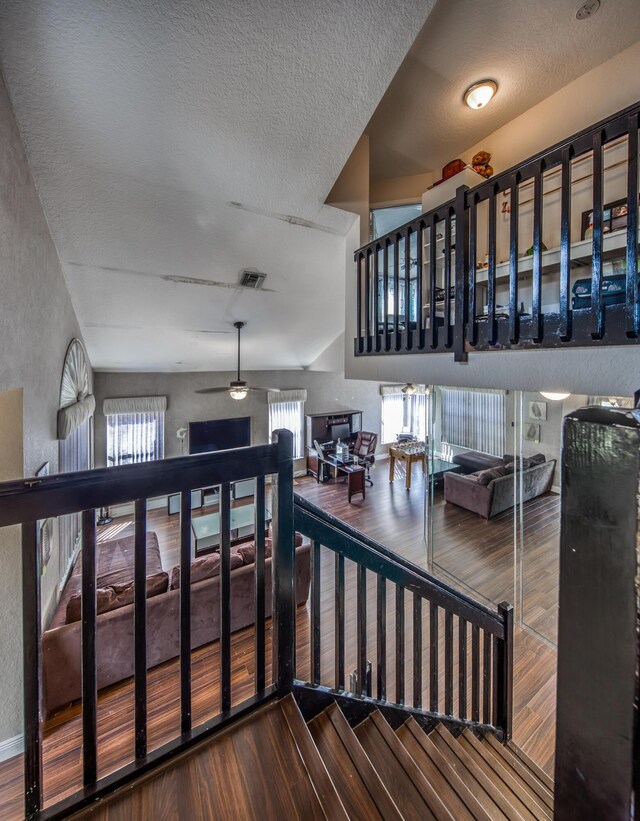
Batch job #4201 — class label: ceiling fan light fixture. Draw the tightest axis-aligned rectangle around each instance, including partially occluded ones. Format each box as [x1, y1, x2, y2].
[402, 383, 417, 395]
[540, 391, 570, 401]
[464, 79, 497, 110]
[229, 381, 249, 401]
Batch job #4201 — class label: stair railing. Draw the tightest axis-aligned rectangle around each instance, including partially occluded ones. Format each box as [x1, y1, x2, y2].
[293, 494, 514, 739]
[0, 430, 296, 820]
[355, 99, 640, 359]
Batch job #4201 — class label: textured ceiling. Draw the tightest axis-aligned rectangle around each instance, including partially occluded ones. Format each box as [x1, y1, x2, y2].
[0, 0, 435, 371]
[367, 0, 640, 181]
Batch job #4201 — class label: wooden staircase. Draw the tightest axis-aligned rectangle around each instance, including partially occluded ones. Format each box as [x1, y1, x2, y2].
[77, 694, 554, 820]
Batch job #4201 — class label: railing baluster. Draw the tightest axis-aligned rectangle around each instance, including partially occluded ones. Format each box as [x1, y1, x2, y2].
[458, 618, 467, 720]
[393, 235, 400, 350]
[377, 576, 386, 700]
[487, 187, 497, 345]
[591, 130, 604, 339]
[413, 594, 422, 709]
[356, 252, 364, 353]
[134, 499, 147, 759]
[22, 521, 42, 819]
[468, 197, 478, 347]
[180, 491, 192, 734]
[454, 185, 469, 363]
[428, 217, 437, 349]
[496, 603, 514, 739]
[255, 476, 266, 692]
[444, 211, 452, 347]
[471, 624, 480, 723]
[335, 553, 345, 690]
[444, 610, 453, 716]
[626, 116, 639, 337]
[404, 228, 411, 351]
[508, 176, 519, 343]
[383, 241, 390, 352]
[396, 585, 405, 705]
[310, 540, 321, 686]
[357, 564, 367, 696]
[482, 630, 491, 724]
[429, 602, 439, 713]
[373, 245, 381, 352]
[559, 148, 572, 340]
[532, 165, 543, 343]
[81, 509, 97, 787]
[274, 429, 295, 694]
[416, 221, 424, 350]
[220, 482, 232, 712]
[365, 249, 372, 352]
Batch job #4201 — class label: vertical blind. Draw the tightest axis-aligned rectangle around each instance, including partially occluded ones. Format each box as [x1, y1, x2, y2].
[441, 388, 505, 456]
[106, 411, 165, 466]
[268, 400, 304, 459]
[380, 388, 429, 443]
[58, 416, 91, 587]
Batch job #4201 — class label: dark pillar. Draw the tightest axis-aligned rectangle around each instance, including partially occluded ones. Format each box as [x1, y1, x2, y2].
[555, 405, 639, 820]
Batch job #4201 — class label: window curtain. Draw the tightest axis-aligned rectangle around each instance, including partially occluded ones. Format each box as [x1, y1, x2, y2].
[106, 411, 165, 466]
[381, 392, 405, 443]
[441, 387, 505, 456]
[267, 390, 306, 459]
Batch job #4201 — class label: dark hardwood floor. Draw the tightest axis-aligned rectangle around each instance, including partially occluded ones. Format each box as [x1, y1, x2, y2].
[0, 466, 558, 819]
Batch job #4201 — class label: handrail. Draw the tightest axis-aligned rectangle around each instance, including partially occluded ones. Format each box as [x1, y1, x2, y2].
[294, 493, 502, 632]
[353, 99, 640, 358]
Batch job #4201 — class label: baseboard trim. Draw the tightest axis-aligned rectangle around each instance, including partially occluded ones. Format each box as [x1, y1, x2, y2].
[0, 733, 23, 763]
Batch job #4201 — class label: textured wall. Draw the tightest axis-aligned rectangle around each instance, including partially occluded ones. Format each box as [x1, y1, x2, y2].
[93, 369, 385, 469]
[0, 70, 84, 744]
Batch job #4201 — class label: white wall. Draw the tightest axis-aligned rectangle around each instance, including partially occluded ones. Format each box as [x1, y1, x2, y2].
[0, 70, 85, 746]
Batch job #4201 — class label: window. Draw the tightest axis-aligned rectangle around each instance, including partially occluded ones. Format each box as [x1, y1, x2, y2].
[370, 203, 422, 240]
[441, 388, 505, 456]
[268, 398, 304, 459]
[381, 387, 428, 443]
[107, 411, 165, 465]
[58, 416, 91, 585]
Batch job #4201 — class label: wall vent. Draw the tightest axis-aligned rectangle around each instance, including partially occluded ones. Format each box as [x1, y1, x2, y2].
[239, 269, 267, 289]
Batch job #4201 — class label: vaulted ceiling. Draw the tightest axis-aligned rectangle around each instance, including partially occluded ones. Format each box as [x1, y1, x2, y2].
[0, 0, 435, 371]
[367, 0, 640, 181]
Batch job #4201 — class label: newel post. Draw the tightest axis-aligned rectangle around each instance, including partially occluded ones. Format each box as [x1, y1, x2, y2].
[271, 429, 295, 696]
[554, 406, 640, 820]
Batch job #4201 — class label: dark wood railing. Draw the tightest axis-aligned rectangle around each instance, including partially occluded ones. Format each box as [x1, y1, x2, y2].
[355, 100, 640, 361]
[0, 432, 296, 820]
[293, 494, 514, 739]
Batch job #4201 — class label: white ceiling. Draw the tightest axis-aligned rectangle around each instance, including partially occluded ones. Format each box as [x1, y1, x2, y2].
[0, 0, 435, 371]
[367, 0, 640, 181]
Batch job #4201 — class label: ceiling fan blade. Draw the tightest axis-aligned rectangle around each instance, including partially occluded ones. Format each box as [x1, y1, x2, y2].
[249, 387, 281, 392]
[195, 386, 231, 394]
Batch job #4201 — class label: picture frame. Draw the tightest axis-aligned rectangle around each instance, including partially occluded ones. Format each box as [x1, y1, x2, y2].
[525, 423, 541, 444]
[528, 400, 547, 421]
[581, 197, 629, 240]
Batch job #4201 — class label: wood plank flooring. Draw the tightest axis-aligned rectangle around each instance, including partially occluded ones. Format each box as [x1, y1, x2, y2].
[0, 469, 558, 819]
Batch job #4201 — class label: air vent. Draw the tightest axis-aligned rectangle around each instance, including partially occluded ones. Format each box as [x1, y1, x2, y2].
[239, 269, 267, 289]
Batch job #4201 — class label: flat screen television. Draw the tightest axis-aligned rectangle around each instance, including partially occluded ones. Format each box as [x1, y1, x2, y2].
[330, 422, 351, 442]
[189, 417, 251, 454]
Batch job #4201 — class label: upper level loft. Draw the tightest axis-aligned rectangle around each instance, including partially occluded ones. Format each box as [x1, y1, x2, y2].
[354, 101, 640, 362]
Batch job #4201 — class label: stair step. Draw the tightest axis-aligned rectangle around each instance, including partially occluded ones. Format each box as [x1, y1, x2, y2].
[459, 729, 552, 821]
[354, 710, 454, 821]
[483, 734, 554, 812]
[396, 719, 492, 821]
[308, 703, 402, 820]
[506, 741, 554, 793]
[280, 695, 348, 819]
[428, 724, 526, 821]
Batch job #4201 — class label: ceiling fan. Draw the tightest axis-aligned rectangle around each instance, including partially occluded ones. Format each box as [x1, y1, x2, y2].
[195, 321, 280, 400]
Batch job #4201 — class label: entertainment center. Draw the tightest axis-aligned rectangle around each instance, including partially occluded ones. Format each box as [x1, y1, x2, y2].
[304, 408, 362, 480]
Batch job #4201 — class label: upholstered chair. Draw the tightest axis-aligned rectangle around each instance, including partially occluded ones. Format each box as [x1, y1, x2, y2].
[353, 431, 377, 485]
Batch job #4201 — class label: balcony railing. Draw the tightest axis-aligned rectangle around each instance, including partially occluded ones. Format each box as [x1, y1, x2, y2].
[355, 101, 640, 361]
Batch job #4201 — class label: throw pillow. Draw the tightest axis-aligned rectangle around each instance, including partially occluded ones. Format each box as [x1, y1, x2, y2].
[476, 466, 508, 485]
[235, 542, 255, 566]
[528, 453, 546, 465]
[65, 571, 168, 624]
[169, 551, 243, 589]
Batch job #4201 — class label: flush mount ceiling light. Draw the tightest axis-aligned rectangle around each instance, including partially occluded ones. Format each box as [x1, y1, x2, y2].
[540, 391, 571, 401]
[463, 79, 498, 110]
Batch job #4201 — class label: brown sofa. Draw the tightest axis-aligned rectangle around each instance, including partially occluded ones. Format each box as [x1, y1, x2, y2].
[43, 536, 310, 713]
[444, 454, 556, 519]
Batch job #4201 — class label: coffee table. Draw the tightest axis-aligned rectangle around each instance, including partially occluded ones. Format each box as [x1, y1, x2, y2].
[427, 458, 463, 485]
[191, 503, 271, 555]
